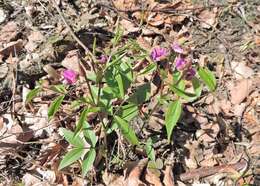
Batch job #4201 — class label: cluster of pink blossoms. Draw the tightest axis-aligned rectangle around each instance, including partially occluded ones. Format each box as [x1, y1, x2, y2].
[151, 43, 196, 80]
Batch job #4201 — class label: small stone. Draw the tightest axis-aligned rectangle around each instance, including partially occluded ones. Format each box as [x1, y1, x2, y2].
[0, 8, 6, 24]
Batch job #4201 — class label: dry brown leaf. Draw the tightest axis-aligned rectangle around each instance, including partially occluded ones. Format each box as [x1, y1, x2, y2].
[184, 141, 199, 169]
[145, 167, 162, 186]
[0, 116, 3, 130]
[136, 36, 152, 51]
[163, 165, 175, 186]
[113, 0, 138, 11]
[61, 50, 81, 74]
[102, 171, 125, 186]
[25, 31, 45, 52]
[120, 19, 139, 35]
[71, 177, 84, 186]
[197, 123, 220, 143]
[43, 64, 61, 80]
[0, 39, 23, 57]
[148, 13, 165, 26]
[230, 79, 253, 104]
[231, 61, 254, 79]
[125, 158, 148, 186]
[198, 8, 218, 28]
[164, 15, 186, 25]
[25, 104, 49, 137]
[0, 22, 18, 46]
[254, 35, 260, 46]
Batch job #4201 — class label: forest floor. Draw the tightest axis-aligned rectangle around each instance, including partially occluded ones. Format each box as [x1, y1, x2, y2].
[0, 0, 259, 185]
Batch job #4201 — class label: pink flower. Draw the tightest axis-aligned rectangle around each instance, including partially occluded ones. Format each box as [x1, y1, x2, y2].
[185, 68, 196, 80]
[171, 43, 184, 54]
[151, 47, 168, 61]
[175, 57, 187, 71]
[99, 54, 108, 64]
[63, 69, 77, 84]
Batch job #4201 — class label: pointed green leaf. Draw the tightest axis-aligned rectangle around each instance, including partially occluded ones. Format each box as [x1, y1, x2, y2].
[198, 67, 216, 92]
[60, 128, 84, 147]
[192, 77, 202, 97]
[74, 107, 89, 136]
[114, 116, 139, 145]
[115, 73, 124, 98]
[138, 63, 156, 75]
[50, 84, 67, 94]
[48, 95, 65, 120]
[59, 148, 84, 170]
[165, 100, 182, 141]
[170, 85, 197, 101]
[26, 87, 41, 103]
[128, 83, 151, 104]
[83, 122, 97, 147]
[145, 138, 155, 161]
[119, 103, 138, 121]
[82, 148, 96, 176]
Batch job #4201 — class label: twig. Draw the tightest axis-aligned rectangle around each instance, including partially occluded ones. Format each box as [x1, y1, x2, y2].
[98, 2, 232, 14]
[180, 159, 247, 181]
[50, 0, 96, 72]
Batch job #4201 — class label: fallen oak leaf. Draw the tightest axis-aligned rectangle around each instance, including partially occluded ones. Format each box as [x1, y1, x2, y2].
[198, 7, 218, 29]
[163, 165, 175, 186]
[0, 39, 23, 57]
[180, 159, 247, 181]
[230, 79, 253, 104]
[125, 158, 148, 186]
[145, 167, 162, 186]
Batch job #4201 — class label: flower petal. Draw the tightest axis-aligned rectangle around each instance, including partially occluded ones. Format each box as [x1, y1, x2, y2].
[63, 69, 77, 84]
[171, 43, 184, 54]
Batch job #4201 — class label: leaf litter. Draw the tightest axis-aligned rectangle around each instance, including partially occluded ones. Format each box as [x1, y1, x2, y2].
[0, 0, 260, 185]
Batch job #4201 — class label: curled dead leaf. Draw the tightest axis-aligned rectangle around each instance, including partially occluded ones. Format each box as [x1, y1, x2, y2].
[198, 8, 218, 29]
[145, 167, 162, 186]
[163, 165, 175, 186]
[125, 158, 148, 186]
[230, 79, 253, 104]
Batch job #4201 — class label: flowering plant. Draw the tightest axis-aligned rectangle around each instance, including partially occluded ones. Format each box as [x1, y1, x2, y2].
[26, 28, 216, 175]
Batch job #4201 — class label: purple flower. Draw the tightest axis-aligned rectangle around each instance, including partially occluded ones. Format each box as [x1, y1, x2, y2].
[175, 57, 187, 71]
[185, 68, 196, 80]
[171, 43, 184, 54]
[99, 54, 108, 64]
[151, 47, 168, 61]
[63, 69, 77, 84]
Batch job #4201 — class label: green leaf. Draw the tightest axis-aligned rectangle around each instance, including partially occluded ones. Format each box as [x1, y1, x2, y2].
[48, 95, 65, 120]
[50, 84, 67, 94]
[104, 67, 120, 98]
[74, 107, 89, 136]
[116, 72, 132, 99]
[128, 83, 151, 104]
[82, 148, 96, 176]
[119, 103, 138, 121]
[192, 77, 202, 98]
[115, 73, 125, 98]
[26, 87, 41, 103]
[145, 138, 155, 161]
[114, 116, 139, 145]
[138, 63, 156, 75]
[59, 148, 84, 170]
[83, 122, 97, 147]
[170, 85, 197, 101]
[112, 26, 123, 46]
[165, 100, 182, 141]
[60, 128, 84, 147]
[198, 67, 216, 92]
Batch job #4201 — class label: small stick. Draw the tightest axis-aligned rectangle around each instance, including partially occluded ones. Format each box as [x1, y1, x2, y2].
[51, 0, 96, 72]
[180, 159, 247, 181]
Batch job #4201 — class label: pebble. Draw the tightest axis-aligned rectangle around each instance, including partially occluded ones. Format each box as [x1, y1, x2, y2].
[0, 8, 6, 24]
